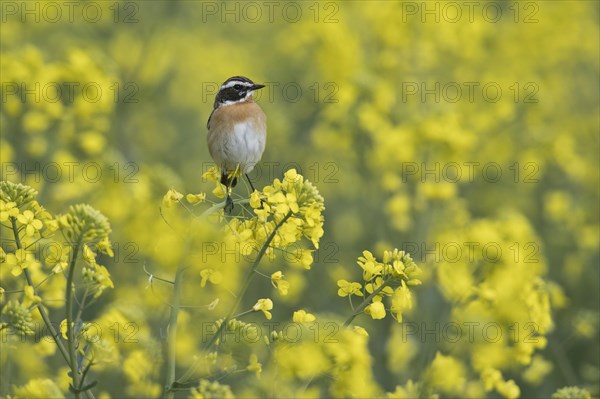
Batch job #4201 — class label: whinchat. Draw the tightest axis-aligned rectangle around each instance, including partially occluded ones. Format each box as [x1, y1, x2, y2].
[207, 76, 267, 213]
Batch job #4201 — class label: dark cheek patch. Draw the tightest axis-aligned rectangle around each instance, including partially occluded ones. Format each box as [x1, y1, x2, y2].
[217, 87, 248, 104]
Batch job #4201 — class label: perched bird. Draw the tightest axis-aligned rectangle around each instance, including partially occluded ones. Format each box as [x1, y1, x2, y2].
[207, 76, 267, 213]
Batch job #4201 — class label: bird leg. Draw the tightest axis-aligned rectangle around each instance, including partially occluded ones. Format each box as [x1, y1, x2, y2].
[222, 172, 235, 214]
[224, 194, 234, 214]
[245, 173, 257, 192]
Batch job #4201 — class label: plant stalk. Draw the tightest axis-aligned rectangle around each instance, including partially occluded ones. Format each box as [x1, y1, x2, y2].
[202, 211, 292, 351]
[65, 239, 82, 399]
[10, 217, 95, 399]
[343, 279, 392, 327]
[10, 217, 71, 365]
[163, 263, 185, 399]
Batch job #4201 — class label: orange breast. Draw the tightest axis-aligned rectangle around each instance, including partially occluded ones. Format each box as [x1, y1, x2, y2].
[206, 100, 267, 173]
[208, 101, 266, 132]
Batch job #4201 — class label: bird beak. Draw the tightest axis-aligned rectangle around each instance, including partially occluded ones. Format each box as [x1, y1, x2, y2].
[252, 84, 266, 91]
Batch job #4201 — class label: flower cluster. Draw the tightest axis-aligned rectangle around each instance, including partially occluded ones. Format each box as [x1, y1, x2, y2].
[0, 180, 117, 397]
[1, 181, 56, 243]
[226, 168, 325, 267]
[338, 248, 421, 323]
[1, 300, 35, 335]
[268, 323, 380, 397]
[431, 213, 555, 398]
[0, 181, 38, 209]
[12, 379, 64, 398]
[189, 379, 234, 399]
[479, 367, 520, 399]
[81, 244, 114, 298]
[3, 249, 40, 277]
[552, 386, 592, 399]
[212, 317, 260, 347]
[57, 204, 112, 246]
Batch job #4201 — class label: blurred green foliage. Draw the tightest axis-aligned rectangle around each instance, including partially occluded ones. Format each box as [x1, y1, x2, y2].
[1, 1, 598, 398]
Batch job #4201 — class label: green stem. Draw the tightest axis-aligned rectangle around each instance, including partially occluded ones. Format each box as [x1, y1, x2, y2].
[142, 264, 174, 285]
[202, 211, 292, 351]
[175, 208, 292, 391]
[74, 287, 90, 327]
[11, 218, 95, 399]
[65, 239, 82, 399]
[163, 264, 185, 399]
[10, 217, 71, 365]
[343, 279, 392, 327]
[231, 309, 254, 319]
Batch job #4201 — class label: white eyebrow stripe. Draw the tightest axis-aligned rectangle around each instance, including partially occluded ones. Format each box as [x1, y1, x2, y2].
[221, 80, 254, 90]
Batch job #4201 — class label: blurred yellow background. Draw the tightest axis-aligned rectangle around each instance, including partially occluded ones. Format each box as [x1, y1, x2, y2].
[1, 1, 598, 398]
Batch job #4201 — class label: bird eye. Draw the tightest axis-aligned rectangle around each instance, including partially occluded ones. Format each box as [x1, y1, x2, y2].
[234, 84, 242, 90]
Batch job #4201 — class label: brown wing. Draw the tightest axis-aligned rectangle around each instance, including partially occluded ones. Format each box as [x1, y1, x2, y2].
[207, 107, 216, 129]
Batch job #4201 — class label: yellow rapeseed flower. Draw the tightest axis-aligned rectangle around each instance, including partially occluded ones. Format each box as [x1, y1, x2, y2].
[200, 268, 223, 287]
[23, 285, 41, 307]
[162, 188, 183, 208]
[337, 280, 363, 297]
[365, 299, 386, 320]
[16, 210, 43, 236]
[271, 271, 290, 295]
[247, 354, 262, 377]
[186, 193, 207, 204]
[390, 281, 413, 322]
[5, 249, 38, 276]
[357, 250, 383, 281]
[252, 298, 273, 320]
[0, 200, 19, 221]
[293, 309, 316, 323]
